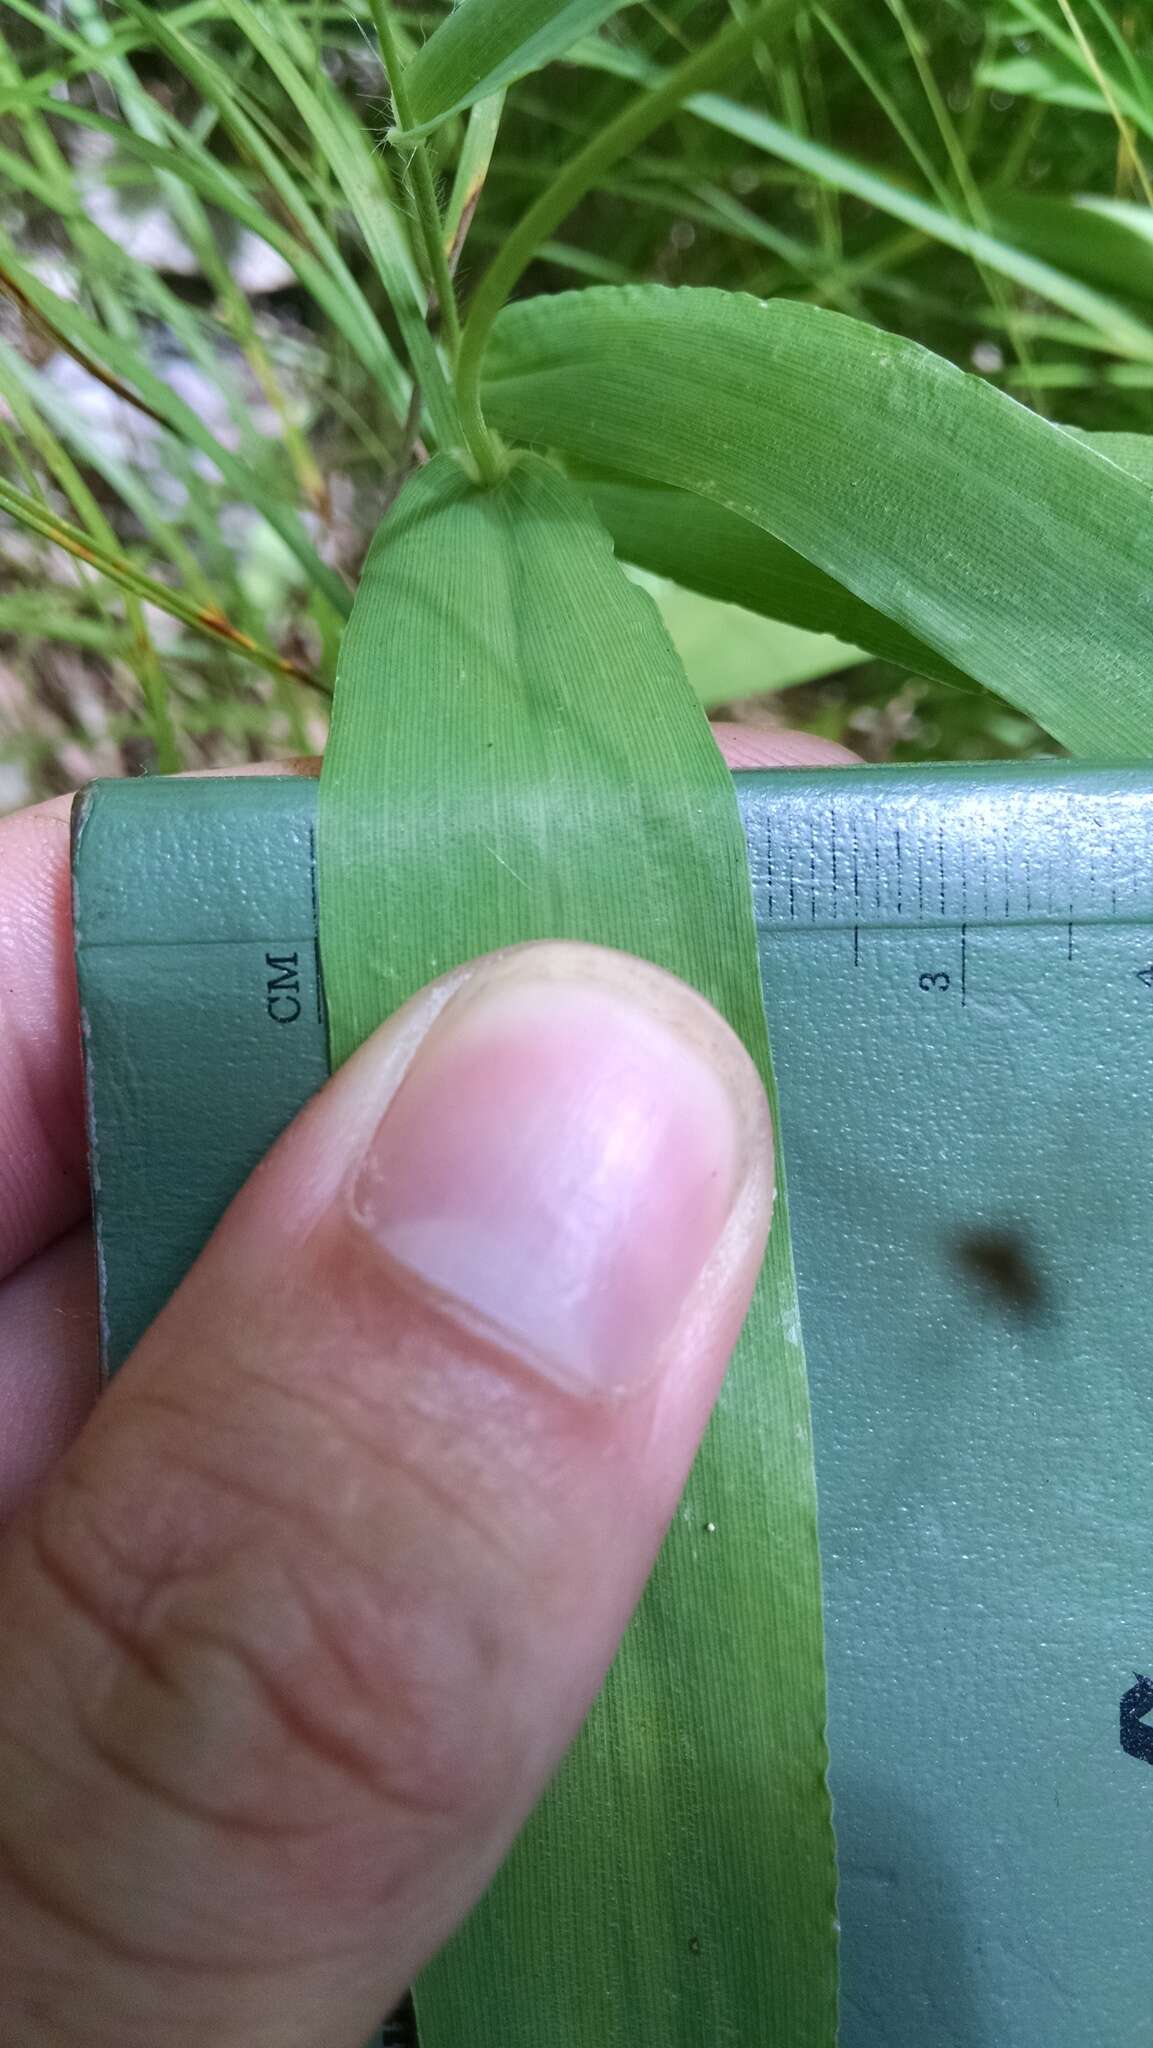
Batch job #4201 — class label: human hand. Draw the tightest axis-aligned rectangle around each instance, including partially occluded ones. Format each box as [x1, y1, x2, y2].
[0, 727, 852, 2046]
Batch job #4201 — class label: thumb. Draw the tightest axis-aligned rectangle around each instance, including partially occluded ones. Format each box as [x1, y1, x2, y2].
[0, 942, 773, 2048]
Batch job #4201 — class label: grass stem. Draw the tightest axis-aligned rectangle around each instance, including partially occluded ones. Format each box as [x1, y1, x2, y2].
[371, 0, 462, 362]
[453, 0, 807, 486]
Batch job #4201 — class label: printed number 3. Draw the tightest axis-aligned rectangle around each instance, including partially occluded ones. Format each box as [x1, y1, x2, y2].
[919, 972, 951, 992]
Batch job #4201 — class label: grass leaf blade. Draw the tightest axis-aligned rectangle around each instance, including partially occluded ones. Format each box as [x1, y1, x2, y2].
[485, 286, 1153, 756]
[318, 453, 838, 2048]
[403, 0, 632, 136]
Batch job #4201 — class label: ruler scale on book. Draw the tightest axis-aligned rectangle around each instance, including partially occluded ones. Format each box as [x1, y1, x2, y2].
[72, 762, 1153, 2046]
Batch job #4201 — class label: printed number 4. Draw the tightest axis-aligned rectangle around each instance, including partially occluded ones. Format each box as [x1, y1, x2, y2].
[919, 971, 951, 992]
[1137, 965, 1153, 989]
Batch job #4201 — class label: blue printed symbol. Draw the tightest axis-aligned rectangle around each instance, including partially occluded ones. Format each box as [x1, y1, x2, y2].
[1120, 1676, 1153, 1766]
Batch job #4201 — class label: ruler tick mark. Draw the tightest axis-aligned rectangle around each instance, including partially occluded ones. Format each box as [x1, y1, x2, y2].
[1092, 810, 1117, 915]
[853, 924, 860, 967]
[960, 922, 967, 1007]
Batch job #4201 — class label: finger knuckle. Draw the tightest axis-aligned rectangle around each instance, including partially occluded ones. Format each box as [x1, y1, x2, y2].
[17, 1432, 526, 1855]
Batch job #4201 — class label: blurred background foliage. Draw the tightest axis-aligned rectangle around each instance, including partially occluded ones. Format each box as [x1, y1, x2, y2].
[0, 0, 1150, 808]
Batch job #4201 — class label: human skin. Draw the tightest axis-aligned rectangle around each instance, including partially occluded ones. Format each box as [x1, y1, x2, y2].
[0, 724, 853, 2046]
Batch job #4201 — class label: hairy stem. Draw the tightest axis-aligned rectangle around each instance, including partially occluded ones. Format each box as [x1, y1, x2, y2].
[454, 0, 809, 484]
[371, 0, 462, 361]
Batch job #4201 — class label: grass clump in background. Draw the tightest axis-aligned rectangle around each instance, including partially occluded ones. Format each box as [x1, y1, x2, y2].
[1, 0, 1151, 807]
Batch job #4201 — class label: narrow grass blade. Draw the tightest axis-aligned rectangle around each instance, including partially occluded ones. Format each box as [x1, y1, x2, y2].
[566, 38, 1153, 363]
[217, 0, 459, 447]
[444, 90, 505, 262]
[982, 34, 1153, 142]
[0, 477, 325, 693]
[108, 5, 410, 416]
[65, 0, 323, 508]
[1, 336, 215, 607]
[26, 94, 406, 408]
[0, 333, 180, 765]
[991, 193, 1153, 304]
[401, 0, 632, 136]
[0, 593, 129, 649]
[0, 231, 350, 615]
